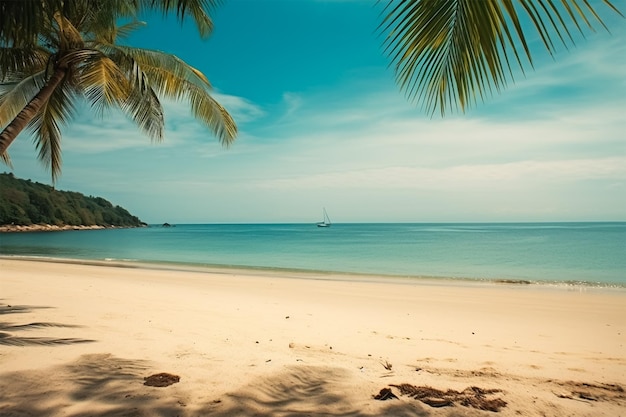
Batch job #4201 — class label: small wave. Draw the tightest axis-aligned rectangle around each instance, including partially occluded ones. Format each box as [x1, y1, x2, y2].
[104, 258, 138, 262]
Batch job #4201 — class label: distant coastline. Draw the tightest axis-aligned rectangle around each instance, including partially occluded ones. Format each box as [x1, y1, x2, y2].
[0, 224, 146, 233]
[0, 173, 146, 230]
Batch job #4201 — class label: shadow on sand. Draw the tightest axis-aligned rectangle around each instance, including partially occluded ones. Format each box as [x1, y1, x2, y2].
[198, 364, 432, 417]
[0, 354, 440, 417]
[0, 303, 94, 346]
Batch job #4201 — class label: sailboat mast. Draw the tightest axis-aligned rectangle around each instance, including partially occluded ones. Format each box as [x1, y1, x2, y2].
[317, 208, 331, 227]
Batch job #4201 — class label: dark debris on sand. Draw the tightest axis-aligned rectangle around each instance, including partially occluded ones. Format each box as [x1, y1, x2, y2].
[144, 373, 180, 387]
[373, 384, 507, 412]
[556, 381, 625, 403]
[373, 387, 398, 400]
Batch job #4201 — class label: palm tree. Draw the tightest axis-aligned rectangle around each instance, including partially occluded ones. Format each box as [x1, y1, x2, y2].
[0, 0, 235, 181]
[379, 0, 623, 115]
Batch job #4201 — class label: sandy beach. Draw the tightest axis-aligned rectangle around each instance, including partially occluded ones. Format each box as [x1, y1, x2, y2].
[0, 258, 624, 416]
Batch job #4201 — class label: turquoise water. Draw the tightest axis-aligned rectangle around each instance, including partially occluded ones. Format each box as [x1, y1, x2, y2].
[1, 223, 624, 287]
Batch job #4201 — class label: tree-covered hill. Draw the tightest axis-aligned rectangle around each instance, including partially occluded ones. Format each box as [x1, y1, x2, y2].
[0, 172, 145, 228]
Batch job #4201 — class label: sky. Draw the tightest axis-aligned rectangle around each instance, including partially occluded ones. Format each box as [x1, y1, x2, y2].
[4, 0, 626, 224]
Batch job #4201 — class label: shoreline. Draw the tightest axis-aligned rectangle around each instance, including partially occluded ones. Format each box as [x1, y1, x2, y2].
[2, 254, 625, 291]
[0, 224, 106, 232]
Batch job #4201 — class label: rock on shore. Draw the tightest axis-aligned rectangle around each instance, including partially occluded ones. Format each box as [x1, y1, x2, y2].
[0, 224, 108, 233]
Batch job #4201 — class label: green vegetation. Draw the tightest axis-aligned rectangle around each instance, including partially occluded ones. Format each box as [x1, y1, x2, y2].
[0, 172, 145, 227]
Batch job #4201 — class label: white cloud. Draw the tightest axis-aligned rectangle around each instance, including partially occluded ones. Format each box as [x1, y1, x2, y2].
[212, 93, 265, 123]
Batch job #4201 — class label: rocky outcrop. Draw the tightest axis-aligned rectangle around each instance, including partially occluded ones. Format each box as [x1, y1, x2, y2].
[1, 224, 115, 233]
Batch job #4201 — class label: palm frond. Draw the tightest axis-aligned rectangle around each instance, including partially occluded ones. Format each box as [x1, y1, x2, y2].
[52, 12, 85, 50]
[101, 46, 167, 140]
[113, 20, 148, 42]
[113, 46, 211, 88]
[88, 20, 147, 48]
[0, 0, 62, 46]
[186, 83, 237, 145]
[0, 72, 47, 128]
[0, 47, 49, 82]
[28, 82, 78, 182]
[75, 51, 131, 115]
[79, 4, 143, 44]
[115, 47, 235, 144]
[115, 49, 166, 141]
[122, 84, 165, 141]
[380, 0, 623, 115]
[140, 0, 223, 38]
[0, 149, 12, 168]
[82, 0, 139, 29]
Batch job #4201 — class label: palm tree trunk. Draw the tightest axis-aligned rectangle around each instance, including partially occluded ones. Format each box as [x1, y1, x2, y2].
[0, 66, 67, 154]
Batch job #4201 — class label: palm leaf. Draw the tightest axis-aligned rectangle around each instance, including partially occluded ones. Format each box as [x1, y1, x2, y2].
[124, 48, 235, 144]
[105, 45, 235, 143]
[0, 72, 47, 128]
[112, 20, 148, 42]
[122, 83, 165, 141]
[141, 66, 235, 144]
[139, 0, 223, 38]
[75, 51, 131, 114]
[0, 150, 12, 167]
[114, 49, 166, 141]
[380, 0, 623, 115]
[101, 46, 168, 140]
[52, 12, 85, 50]
[1, 0, 143, 48]
[81, 5, 145, 44]
[114, 46, 211, 88]
[0, 0, 62, 46]
[185, 82, 237, 145]
[0, 47, 49, 82]
[28, 82, 78, 182]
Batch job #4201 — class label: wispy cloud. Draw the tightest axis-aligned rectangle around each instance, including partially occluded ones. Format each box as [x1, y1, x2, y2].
[256, 156, 626, 190]
[212, 93, 266, 123]
[282, 92, 303, 117]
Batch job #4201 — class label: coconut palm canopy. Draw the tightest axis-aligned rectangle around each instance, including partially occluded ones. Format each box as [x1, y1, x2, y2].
[0, 0, 236, 181]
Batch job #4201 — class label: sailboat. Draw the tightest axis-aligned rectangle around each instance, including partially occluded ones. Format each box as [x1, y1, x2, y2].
[317, 208, 331, 228]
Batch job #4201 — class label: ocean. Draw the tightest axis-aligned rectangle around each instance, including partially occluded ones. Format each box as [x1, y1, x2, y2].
[1, 222, 624, 287]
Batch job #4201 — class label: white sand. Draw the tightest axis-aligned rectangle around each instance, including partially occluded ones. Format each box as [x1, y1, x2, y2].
[1, 258, 624, 416]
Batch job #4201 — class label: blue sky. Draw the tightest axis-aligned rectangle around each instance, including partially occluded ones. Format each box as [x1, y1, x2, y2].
[5, 0, 626, 223]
